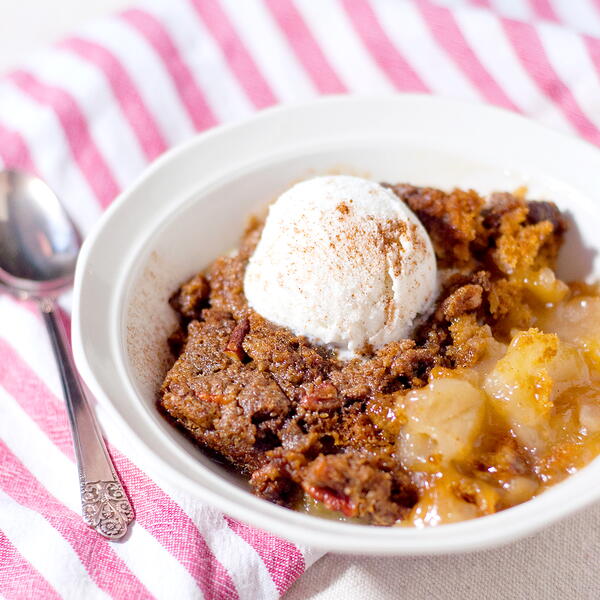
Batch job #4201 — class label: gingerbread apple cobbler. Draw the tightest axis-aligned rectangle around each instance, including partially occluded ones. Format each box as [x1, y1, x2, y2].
[159, 175, 600, 527]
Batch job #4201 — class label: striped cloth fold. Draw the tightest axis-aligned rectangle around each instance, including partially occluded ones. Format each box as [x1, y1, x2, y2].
[1, 0, 600, 598]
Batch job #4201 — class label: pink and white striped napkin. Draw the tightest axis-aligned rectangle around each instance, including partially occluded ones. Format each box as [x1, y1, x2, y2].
[2, 0, 600, 598]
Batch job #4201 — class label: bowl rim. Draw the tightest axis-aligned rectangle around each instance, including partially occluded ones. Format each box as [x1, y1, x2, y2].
[72, 93, 600, 554]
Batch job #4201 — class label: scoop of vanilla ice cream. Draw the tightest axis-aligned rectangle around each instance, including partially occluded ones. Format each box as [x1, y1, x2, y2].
[243, 175, 437, 356]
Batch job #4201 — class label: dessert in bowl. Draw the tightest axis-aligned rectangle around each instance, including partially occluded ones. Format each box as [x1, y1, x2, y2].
[73, 96, 600, 553]
[160, 173, 600, 527]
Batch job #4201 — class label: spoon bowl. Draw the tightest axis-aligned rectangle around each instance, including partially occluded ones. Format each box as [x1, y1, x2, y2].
[0, 170, 81, 296]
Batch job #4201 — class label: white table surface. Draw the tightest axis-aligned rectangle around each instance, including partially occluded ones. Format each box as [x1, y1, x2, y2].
[2, 2, 599, 599]
[0, 0, 129, 74]
[285, 504, 600, 599]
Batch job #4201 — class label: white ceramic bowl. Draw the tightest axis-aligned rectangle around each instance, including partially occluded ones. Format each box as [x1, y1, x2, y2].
[73, 95, 600, 555]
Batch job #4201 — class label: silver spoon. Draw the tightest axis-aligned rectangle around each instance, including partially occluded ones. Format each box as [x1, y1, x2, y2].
[0, 169, 133, 540]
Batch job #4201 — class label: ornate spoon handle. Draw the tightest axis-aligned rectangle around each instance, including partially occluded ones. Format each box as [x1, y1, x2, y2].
[41, 299, 133, 539]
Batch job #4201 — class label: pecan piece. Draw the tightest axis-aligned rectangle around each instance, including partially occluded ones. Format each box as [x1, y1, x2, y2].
[224, 317, 250, 362]
[300, 382, 341, 411]
[305, 485, 357, 517]
[526, 200, 567, 234]
[438, 284, 483, 321]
